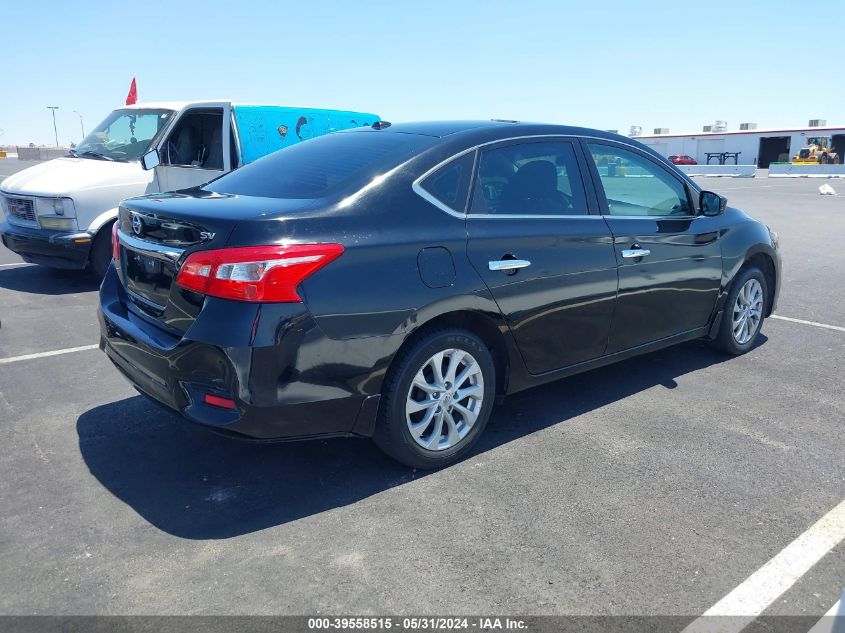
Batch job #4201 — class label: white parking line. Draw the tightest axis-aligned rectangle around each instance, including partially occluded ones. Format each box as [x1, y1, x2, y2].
[808, 593, 844, 633]
[682, 499, 845, 633]
[771, 315, 845, 333]
[0, 344, 99, 365]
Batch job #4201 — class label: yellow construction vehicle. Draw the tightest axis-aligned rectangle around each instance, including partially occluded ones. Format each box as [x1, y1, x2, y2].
[792, 136, 840, 164]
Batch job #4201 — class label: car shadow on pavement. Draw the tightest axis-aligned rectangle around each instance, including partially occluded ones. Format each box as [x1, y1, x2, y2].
[0, 265, 99, 295]
[76, 336, 765, 540]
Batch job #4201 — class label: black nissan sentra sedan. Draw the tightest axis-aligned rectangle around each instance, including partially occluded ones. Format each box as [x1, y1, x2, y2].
[99, 120, 781, 468]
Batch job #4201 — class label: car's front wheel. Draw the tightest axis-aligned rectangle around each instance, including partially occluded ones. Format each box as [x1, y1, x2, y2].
[712, 265, 768, 355]
[89, 222, 114, 278]
[374, 329, 496, 469]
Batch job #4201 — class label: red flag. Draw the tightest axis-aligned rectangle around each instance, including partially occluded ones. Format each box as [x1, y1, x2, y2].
[125, 77, 137, 105]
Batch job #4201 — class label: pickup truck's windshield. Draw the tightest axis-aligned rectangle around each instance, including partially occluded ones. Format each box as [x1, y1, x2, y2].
[73, 108, 174, 162]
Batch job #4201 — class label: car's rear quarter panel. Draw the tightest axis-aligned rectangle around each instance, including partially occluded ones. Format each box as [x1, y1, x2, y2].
[288, 170, 510, 397]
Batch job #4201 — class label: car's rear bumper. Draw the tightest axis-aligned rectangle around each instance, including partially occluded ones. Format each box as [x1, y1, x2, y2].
[98, 263, 380, 440]
[0, 222, 91, 269]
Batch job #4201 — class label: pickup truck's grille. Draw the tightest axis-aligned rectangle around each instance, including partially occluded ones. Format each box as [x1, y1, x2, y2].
[4, 196, 38, 226]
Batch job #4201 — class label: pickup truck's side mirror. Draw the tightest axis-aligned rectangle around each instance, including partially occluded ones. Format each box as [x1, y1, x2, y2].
[700, 190, 727, 216]
[141, 149, 161, 171]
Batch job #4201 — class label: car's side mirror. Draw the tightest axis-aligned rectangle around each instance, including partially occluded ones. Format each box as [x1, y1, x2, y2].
[700, 190, 727, 216]
[141, 149, 161, 171]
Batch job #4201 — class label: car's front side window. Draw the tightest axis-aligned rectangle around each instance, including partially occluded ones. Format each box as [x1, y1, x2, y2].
[470, 141, 589, 216]
[587, 143, 691, 217]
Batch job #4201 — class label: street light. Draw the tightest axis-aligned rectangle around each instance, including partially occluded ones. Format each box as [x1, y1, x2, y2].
[46, 106, 59, 147]
[73, 110, 85, 139]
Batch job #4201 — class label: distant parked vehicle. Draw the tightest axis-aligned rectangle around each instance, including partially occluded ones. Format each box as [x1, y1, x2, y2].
[669, 155, 697, 165]
[99, 120, 781, 469]
[0, 101, 379, 277]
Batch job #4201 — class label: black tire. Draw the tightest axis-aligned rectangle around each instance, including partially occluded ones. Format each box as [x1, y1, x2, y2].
[373, 328, 496, 469]
[89, 222, 114, 278]
[711, 265, 768, 355]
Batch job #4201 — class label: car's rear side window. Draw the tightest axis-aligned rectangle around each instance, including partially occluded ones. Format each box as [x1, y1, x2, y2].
[418, 152, 475, 212]
[206, 130, 437, 199]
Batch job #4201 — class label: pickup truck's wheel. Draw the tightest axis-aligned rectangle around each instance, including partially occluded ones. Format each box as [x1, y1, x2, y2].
[374, 328, 495, 469]
[89, 223, 113, 278]
[712, 265, 768, 355]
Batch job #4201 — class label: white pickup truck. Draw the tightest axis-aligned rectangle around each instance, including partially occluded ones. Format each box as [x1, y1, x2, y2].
[0, 101, 378, 276]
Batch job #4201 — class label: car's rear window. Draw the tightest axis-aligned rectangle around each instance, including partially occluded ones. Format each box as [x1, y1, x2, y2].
[205, 130, 437, 199]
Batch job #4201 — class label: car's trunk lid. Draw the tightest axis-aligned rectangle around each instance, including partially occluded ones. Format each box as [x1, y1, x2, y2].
[115, 189, 326, 335]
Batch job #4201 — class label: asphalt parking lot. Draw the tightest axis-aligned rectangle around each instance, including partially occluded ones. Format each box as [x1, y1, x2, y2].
[0, 161, 842, 623]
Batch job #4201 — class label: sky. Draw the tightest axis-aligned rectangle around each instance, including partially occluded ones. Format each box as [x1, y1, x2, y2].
[2, 0, 843, 146]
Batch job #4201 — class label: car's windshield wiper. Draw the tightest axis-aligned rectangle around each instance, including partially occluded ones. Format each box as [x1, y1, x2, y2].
[77, 150, 115, 162]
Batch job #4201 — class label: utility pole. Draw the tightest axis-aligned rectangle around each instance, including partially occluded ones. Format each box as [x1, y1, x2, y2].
[73, 110, 85, 139]
[47, 106, 59, 147]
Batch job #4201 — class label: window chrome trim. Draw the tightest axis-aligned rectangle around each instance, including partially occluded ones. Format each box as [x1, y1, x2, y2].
[412, 182, 466, 219]
[468, 214, 604, 220]
[412, 133, 675, 220]
[600, 214, 698, 220]
[411, 147, 476, 219]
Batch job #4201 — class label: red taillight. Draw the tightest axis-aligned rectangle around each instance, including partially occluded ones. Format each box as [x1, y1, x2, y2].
[203, 393, 237, 410]
[174, 243, 344, 303]
[111, 221, 120, 262]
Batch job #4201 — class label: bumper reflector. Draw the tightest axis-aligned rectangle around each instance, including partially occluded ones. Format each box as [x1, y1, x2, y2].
[203, 393, 237, 410]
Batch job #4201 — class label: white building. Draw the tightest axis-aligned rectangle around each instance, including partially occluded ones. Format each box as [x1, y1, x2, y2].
[633, 123, 845, 168]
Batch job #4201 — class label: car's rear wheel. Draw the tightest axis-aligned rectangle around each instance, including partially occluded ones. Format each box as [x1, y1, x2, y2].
[89, 222, 113, 278]
[374, 328, 495, 469]
[712, 265, 768, 355]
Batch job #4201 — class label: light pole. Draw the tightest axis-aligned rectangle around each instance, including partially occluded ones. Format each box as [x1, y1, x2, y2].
[73, 110, 85, 139]
[47, 106, 59, 147]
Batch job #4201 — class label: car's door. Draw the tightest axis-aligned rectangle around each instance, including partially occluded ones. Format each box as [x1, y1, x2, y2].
[153, 103, 231, 192]
[582, 140, 723, 353]
[464, 138, 618, 374]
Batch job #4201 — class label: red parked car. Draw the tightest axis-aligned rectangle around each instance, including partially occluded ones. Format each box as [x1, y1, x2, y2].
[669, 155, 698, 165]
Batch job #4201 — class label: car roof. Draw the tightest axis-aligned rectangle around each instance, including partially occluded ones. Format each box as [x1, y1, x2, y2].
[368, 121, 698, 192]
[376, 121, 518, 137]
[379, 120, 634, 144]
[122, 101, 187, 111]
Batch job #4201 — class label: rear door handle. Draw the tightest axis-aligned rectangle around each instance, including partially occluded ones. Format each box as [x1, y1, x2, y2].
[489, 259, 531, 271]
[621, 248, 651, 259]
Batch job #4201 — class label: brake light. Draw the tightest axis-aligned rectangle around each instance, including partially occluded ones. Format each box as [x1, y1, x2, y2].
[175, 243, 344, 303]
[112, 221, 120, 262]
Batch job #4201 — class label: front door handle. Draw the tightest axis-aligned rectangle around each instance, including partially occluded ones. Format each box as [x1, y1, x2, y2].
[621, 248, 651, 259]
[489, 259, 531, 271]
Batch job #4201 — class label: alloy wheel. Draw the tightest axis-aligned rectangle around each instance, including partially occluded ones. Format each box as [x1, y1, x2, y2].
[405, 348, 484, 451]
[732, 278, 764, 344]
